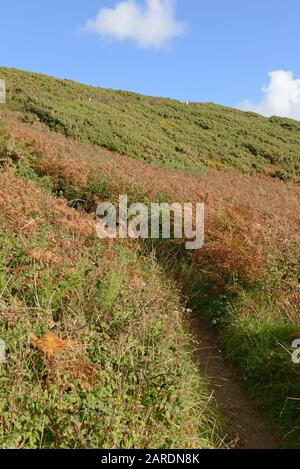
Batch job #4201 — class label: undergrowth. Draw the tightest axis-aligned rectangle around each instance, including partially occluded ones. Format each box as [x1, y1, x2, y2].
[0, 68, 299, 448]
[0, 171, 221, 449]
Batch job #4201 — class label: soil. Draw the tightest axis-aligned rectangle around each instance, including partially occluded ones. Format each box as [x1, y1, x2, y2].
[190, 312, 280, 449]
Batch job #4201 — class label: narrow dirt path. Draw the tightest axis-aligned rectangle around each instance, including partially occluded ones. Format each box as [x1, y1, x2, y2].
[190, 313, 280, 449]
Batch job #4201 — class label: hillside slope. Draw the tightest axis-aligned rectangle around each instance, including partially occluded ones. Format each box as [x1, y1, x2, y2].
[0, 122, 224, 449]
[0, 68, 300, 448]
[1, 67, 300, 180]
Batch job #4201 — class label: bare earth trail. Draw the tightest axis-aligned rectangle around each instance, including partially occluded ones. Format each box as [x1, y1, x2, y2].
[190, 313, 280, 449]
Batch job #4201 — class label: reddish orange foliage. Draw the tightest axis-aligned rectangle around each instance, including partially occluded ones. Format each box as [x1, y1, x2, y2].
[29, 332, 96, 391]
[5, 117, 300, 297]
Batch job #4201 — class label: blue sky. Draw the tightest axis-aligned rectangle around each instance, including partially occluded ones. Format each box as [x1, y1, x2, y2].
[1, 1, 300, 117]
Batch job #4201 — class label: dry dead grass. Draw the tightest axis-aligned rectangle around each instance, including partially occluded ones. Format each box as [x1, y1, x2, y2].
[9, 119, 300, 222]
[6, 117, 300, 299]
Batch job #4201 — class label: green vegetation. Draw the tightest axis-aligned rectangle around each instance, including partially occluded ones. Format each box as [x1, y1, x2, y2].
[0, 177, 221, 449]
[148, 237, 300, 447]
[0, 67, 300, 448]
[1, 67, 300, 180]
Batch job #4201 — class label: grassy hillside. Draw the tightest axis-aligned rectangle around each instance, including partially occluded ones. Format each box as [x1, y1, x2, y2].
[1, 67, 300, 181]
[0, 123, 222, 449]
[0, 67, 300, 448]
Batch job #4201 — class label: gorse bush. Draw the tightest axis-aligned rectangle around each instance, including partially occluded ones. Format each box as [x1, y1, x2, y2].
[1, 67, 300, 180]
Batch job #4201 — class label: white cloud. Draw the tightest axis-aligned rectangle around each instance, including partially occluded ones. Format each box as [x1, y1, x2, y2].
[84, 0, 186, 49]
[238, 70, 300, 120]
